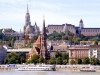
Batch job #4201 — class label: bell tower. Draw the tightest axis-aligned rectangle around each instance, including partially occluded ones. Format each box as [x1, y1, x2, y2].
[40, 16, 50, 61]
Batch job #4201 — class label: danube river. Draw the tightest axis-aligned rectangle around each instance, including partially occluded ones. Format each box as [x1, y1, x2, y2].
[0, 71, 100, 75]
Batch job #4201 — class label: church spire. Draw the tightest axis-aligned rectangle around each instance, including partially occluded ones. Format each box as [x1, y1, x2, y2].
[42, 16, 46, 35]
[27, 4, 29, 13]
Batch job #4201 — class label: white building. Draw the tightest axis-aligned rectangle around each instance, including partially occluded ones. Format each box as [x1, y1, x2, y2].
[89, 45, 100, 60]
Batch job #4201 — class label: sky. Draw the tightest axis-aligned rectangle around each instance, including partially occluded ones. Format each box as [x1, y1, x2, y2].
[0, 0, 100, 32]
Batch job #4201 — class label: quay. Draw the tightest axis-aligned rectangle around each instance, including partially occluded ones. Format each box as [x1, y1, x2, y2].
[0, 64, 100, 72]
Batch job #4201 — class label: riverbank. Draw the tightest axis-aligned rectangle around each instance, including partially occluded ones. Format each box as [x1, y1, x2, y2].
[0, 64, 100, 72]
[55, 65, 100, 72]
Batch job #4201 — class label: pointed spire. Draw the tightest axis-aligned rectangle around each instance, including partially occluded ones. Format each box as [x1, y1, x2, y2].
[42, 16, 46, 34]
[27, 4, 29, 13]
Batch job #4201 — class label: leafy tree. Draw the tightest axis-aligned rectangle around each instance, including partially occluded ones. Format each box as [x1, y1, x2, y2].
[69, 59, 75, 65]
[62, 53, 69, 62]
[63, 60, 67, 65]
[39, 56, 44, 64]
[55, 51, 62, 58]
[31, 54, 39, 64]
[82, 57, 90, 64]
[90, 57, 99, 65]
[75, 58, 82, 64]
[56, 57, 63, 65]
[18, 52, 26, 64]
[49, 57, 56, 64]
[4, 52, 20, 64]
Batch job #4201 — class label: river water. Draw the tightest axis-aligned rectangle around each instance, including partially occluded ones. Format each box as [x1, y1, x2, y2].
[0, 71, 100, 75]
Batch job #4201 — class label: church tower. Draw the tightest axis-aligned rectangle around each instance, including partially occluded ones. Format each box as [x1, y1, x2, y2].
[25, 4, 31, 25]
[40, 16, 49, 61]
[79, 19, 84, 29]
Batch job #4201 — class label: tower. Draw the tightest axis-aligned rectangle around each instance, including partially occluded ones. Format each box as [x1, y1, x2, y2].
[25, 4, 31, 25]
[79, 19, 84, 29]
[79, 19, 84, 34]
[63, 24, 68, 35]
[40, 16, 49, 61]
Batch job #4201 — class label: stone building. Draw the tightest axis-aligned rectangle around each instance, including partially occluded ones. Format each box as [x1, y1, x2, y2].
[0, 45, 7, 64]
[68, 45, 89, 62]
[47, 19, 100, 36]
[24, 4, 40, 36]
[28, 17, 50, 61]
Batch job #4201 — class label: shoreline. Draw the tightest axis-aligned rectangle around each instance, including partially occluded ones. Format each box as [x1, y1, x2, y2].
[55, 65, 100, 72]
[0, 64, 100, 72]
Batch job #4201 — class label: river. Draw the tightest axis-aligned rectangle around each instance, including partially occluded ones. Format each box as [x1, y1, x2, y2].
[0, 71, 100, 75]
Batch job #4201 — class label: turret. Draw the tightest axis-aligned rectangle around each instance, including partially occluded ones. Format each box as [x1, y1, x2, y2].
[79, 19, 84, 29]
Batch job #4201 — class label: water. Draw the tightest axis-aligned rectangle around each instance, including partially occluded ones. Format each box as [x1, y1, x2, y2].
[0, 71, 100, 75]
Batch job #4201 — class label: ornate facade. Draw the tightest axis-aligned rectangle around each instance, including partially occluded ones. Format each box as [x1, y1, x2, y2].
[24, 5, 39, 36]
[47, 19, 100, 36]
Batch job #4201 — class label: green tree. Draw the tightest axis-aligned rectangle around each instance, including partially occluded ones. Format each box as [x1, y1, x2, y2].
[4, 52, 20, 64]
[18, 52, 26, 64]
[63, 60, 67, 65]
[62, 53, 69, 60]
[90, 57, 99, 65]
[55, 51, 62, 58]
[49, 57, 56, 64]
[39, 56, 44, 64]
[56, 57, 63, 65]
[82, 57, 90, 64]
[31, 54, 39, 64]
[75, 58, 82, 64]
[69, 59, 75, 65]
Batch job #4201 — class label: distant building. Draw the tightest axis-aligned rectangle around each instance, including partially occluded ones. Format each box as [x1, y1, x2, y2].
[0, 45, 7, 64]
[89, 45, 100, 60]
[68, 45, 89, 62]
[24, 4, 40, 36]
[47, 19, 100, 36]
[14, 40, 26, 49]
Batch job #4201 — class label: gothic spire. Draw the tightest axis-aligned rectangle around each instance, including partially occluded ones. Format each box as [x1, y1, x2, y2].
[27, 4, 29, 13]
[42, 16, 46, 35]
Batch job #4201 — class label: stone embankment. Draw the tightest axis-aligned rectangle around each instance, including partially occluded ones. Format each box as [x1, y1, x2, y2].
[56, 65, 100, 72]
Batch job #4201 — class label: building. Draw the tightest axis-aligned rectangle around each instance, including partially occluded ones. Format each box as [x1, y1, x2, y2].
[68, 45, 89, 62]
[47, 19, 100, 36]
[28, 17, 50, 61]
[89, 45, 100, 60]
[0, 45, 7, 64]
[24, 4, 40, 36]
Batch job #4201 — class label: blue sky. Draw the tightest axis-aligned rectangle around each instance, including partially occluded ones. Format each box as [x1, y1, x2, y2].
[0, 0, 100, 32]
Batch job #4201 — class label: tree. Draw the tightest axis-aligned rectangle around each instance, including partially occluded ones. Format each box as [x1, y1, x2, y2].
[75, 58, 82, 64]
[62, 53, 69, 60]
[82, 57, 90, 64]
[39, 56, 44, 64]
[4, 52, 20, 64]
[63, 60, 67, 65]
[55, 51, 62, 58]
[69, 59, 75, 65]
[18, 52, 26, 64]
[31, 54, 39, 64]
[56, 57, 63, 65]
[90, 57, 99, 65]
[48, 57, 56, 64]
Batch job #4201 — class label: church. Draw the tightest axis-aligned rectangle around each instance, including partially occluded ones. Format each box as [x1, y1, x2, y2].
[24, 5, 40, 36]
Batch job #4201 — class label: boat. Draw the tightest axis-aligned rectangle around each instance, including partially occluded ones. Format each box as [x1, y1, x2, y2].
[15, 64, 55, 71]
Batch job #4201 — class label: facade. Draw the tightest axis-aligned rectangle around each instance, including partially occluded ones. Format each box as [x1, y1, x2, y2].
[14, 40, 26, 49]
[28, 17, 50, 61]
[89, 45, 100, 60]
[24, 5, 40, 36]
[47, 19, 100, 36]
[0, 45, 7, 64]
[68, 45, 89, 61]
